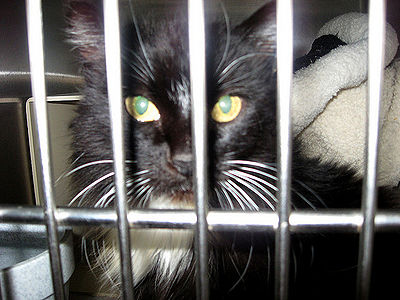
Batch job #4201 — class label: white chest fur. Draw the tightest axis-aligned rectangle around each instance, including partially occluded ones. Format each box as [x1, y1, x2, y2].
[98, 195, 194, 288]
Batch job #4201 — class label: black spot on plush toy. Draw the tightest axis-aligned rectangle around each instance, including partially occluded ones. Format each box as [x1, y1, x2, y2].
[294, 34, 347, 72]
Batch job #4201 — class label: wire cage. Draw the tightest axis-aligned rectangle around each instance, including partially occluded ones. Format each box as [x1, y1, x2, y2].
[0, 0, 399, 299]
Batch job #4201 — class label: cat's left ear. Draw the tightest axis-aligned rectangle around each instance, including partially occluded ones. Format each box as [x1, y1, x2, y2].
[64, 0, 105, 63]
[235, 1, 276, 54]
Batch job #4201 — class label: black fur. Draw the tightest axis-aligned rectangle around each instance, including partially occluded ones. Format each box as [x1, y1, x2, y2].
[65, 1, 400, 299]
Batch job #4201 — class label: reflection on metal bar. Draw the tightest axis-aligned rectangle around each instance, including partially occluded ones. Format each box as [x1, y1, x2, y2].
[103, 0, 135, 299]
[25, 1, 65, 299]
[356, 1, 386, 299]
[188, 0, 209, 299]
[275, 0, 293, 300]
[3, 207, 400, 232]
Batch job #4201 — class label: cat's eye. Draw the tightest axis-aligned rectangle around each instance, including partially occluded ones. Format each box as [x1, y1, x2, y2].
[211, 95, 242, 123]
[125, 96, 160, 122]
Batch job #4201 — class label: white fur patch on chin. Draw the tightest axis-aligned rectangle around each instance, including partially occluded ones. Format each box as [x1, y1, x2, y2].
[103, 194, 195, 287]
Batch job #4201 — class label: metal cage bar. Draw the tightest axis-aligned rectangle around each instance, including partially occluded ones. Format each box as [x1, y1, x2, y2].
[2, 207, 400, 232]
[25, 0, 65, 299]
[356, 0, 387, 299]
[103, 0, 135, 299]
[275, 0, 294, 299]
[188, 0, 210, 299]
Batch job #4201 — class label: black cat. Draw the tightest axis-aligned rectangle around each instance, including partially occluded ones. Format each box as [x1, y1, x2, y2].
[65, 1, 400, 299]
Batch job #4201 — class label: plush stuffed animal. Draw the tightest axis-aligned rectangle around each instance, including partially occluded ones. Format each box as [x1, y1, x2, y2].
[292, 12, 400, 187]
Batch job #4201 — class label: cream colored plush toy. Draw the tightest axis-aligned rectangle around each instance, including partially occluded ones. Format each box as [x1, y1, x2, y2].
[292, 13, 400, 187]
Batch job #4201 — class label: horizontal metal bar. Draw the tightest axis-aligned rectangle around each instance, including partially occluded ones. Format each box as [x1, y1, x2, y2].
[2, 207, 400, 232]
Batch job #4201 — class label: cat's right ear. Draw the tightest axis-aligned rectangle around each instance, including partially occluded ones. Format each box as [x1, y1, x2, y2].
[235, 1, 276, 54]
[64, 0, 104, 63]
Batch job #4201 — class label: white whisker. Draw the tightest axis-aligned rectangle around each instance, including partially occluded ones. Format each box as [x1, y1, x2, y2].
[128, 0, 155, 78]
[291, 188, 317, 210]
[218, 53, 269, 84]
[226, 179, 259, 211]
[101, 240, 117, 285]
[131, 184, 151, 204]
[69, 172, 114, 206]
[227, 252, 241, 283]
[224, 171, 276, 210]
[227, 170, 278, 197]
[127, 177, 151, 190]
[137, 186, 154, 208]
[214, 187, 230, 209]
[133, 169, 152, 176]
[224, 159, 277, 172]
[236, 166, 278, 181]
[229, 245, 254, 292]
[266, 244, 271, 285]
[227, 169, 278, 191]
[103, 195, 116, 208]
[129, 61, 151, 84]
[216, 183, 235, 209]
[223, 159, 323, 209]
[58, 159, 136, 184]
[294, 179, 327, 208]
[82, 237, 94, 272]
[95, 186, 115, 208]
[216, 0, 231, 74]
[131, 51, 155, 81]
[224, 180, 255, 210]
[292, 249, 298, 282]
[56, 152, 86, 184]
[67, 159, 114, 176]
[93, 240, 107, 273]
[93, 239, 116, 285]
[219, 181, 246, 210]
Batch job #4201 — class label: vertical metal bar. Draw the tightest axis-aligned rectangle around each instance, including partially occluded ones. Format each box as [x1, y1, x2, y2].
[275, 0, 293, 300]
[103, 1, 135, 299]
[25, 0, 65, 299]
[188, 0, 209, 299]
[356, 1, 386, 299]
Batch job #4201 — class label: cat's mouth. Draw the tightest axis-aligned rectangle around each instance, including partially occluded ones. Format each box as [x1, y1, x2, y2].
[170, 191, 195, 208]
[148, 191, 195, 209]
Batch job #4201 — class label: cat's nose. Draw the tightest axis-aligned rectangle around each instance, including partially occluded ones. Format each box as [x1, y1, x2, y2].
[172, 153, 193, 177]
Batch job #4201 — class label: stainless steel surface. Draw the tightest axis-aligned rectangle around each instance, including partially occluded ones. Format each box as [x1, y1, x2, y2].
[275, 1, 294, 299]
[188, 0, 209, 299]
[25, 0, 65, 299]
[356, 1, 387, 299]
[103, 0, 135, 299]
[0, 225, 74, 300]
[0, 99, 34, 205]
[26, 96, 80, 206]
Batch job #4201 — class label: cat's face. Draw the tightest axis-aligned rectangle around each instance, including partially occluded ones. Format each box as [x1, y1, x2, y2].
[68, 1, 278, 211]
